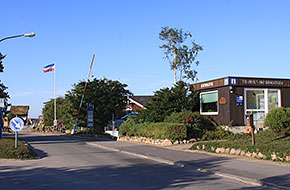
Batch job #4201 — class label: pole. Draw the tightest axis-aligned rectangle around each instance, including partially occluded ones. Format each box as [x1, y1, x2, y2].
[54, 62, 57, 126]
[15, 131, 18, 149]
[73, 54, 95, 134]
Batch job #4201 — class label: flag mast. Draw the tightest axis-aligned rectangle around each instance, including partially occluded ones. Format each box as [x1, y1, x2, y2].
[54, 62, 57, 127]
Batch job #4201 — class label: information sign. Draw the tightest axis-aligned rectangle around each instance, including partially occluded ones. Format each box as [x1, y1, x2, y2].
[9, 117, 24, 132]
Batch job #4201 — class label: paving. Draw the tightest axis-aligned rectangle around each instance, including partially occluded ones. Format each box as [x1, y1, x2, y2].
[87, 140, 290, 190]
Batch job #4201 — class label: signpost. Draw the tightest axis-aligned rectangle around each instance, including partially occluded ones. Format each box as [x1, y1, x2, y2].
[9, 117, 24, 148]
[87, 103, 94, 135]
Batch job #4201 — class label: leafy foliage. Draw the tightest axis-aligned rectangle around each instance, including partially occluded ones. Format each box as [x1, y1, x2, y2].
[264, 107, 290, 135]
[159, 26, 203, 83]
[137, 81, 199, 123]
[0, 52, 9, 115]
[42, 78, 131, 134]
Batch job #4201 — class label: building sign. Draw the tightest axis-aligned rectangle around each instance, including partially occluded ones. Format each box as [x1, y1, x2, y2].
[192, 77, 290, 91]
[236, 96, 243, 106]
[240, 79, 284, 87]
[200, 82, 214, 88]
[219, 97, 227, 105]
[230, 78, 237, 85]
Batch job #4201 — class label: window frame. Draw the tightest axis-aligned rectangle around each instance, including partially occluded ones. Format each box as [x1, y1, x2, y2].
[200, 90, 219, 115]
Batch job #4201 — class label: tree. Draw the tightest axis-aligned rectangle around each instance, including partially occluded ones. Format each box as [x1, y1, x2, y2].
[0, 52, 9, 115]
[159, 26, 203, 84]
[42, 78, 131, 134]
[137, 81, 199, 123]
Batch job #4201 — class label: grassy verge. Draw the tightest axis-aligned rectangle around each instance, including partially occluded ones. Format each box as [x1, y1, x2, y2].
[0, 137, 37, 159]
[191, 130, 290, 162]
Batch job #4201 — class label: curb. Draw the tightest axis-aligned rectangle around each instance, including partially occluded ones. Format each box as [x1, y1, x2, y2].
[86, 142, 290, 190]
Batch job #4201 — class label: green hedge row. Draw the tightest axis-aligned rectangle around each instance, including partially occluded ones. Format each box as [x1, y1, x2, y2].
[119, 120, 187, 141]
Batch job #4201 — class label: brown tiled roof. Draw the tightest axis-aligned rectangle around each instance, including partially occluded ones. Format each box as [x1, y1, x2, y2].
[10, 106, 29, 115]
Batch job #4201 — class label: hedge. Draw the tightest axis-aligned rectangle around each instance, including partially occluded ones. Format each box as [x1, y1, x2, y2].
[119, 121, 187, 141]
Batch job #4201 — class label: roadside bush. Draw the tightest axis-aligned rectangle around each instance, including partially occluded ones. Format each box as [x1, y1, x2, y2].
[120, 121, 187, 141]
[164, 110, 195, 123]
[143, 123, 187, 141]
[184, 112, 211, 140]
[264, 107, 290, 135]
[119, 118, 137, 136]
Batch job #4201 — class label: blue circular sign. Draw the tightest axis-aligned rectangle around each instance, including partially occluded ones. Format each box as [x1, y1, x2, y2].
[9, 117, 24, 132]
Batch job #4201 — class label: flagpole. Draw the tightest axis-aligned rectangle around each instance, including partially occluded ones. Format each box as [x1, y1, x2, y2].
[54, 62, 56, 126]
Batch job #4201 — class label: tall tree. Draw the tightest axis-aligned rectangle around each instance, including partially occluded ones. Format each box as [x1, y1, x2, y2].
[0, 52, 9, 115]
[42, 78, 131, 134]
[159, 26, 203, 84]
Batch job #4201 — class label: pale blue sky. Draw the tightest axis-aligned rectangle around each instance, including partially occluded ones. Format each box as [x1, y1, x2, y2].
[1, 0, 290, 117]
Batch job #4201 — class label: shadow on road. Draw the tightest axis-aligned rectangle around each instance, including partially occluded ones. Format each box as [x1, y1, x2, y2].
[0, 161, 238, 190]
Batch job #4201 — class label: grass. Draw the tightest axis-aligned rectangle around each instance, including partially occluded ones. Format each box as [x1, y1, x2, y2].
[191, 129, 290, 161]
[0, 137, 37, 159]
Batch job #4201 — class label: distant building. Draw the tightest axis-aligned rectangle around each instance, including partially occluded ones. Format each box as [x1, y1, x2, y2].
[125, 96, 153, 112]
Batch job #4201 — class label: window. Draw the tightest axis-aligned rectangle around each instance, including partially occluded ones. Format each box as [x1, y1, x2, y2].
[245, 88, 281, 125]
[200, 91, 218, 115]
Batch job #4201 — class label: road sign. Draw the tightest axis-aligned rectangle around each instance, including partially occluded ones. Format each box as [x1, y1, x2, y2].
[9, 117, 24, 132]
[87, 103, 94, 128]
[0, 98, 4, 108]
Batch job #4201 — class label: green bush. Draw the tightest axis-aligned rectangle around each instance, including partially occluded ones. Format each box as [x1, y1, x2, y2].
[144, 123, 187, 141]
[264, 107, 290, 135]
[184, 112, 211, 140]
[164, 110, 196, 123]
[120, 121, 187, 141]
[119, 118, 137, 136]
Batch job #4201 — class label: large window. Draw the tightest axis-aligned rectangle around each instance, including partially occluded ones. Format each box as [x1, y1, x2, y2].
[200, 91, 218, 115]
[245, 88, 280, 125]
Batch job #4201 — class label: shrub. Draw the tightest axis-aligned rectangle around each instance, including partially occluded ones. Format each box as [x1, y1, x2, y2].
[164, 110, 196, 123]
[184, 112, 211, 139]
[144, 123, 187, 141]
[264, 107, 290, 135]
[119, 118, 137, 136]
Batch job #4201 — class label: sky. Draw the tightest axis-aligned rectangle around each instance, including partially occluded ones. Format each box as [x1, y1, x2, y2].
[1, 0, 290, 118]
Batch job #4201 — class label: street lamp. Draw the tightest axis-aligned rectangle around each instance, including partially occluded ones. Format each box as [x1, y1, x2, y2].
[0, 32, 36, 43]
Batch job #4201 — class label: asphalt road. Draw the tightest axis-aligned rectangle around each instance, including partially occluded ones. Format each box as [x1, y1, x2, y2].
[0, 130, 272, 190]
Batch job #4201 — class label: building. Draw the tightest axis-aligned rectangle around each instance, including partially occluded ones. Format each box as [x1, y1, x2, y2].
[125, 96, 153, 112]
[191, 76, 290, 128]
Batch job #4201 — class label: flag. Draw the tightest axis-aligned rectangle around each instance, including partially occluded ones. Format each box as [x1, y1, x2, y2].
[43, 63, 55, 73]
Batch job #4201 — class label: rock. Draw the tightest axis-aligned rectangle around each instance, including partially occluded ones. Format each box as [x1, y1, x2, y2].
[174, 140, 179, 145]
[252, 152, 258, 158]
[211, 147, 215, 151]
[286, 156, 290, 162]
[258, 152, 267, 159]
[220, 148, 225, 153]
[235, 149, 241, 155]
[230, 149, 236, 155]
[225, 148, 231, 154]
[183, 140, 187, 144]
[215, 148, 221, 153]
[271, 153, 277, 160]
[162, 139, 173, 147]
[196, 145, 200, 150]
[202, 145, 206, 150]
[240, 150, 246, 156]
[246, 152, 252, 157]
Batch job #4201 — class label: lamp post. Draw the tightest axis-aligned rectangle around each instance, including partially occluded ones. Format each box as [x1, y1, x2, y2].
[0, 32, 35, 43]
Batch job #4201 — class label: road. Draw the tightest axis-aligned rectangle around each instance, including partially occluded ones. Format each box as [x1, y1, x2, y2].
[0, 130, 275, 190]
